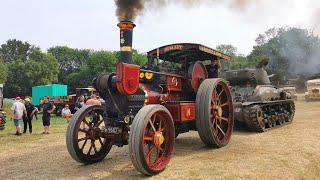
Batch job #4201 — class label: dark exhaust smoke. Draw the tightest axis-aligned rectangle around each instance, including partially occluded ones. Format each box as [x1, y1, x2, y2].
[115, 0, 145, 21]
[114, 0, 257, 21]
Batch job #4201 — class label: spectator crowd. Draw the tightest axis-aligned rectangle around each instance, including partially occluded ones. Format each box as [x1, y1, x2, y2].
[10, 93, 103, 136]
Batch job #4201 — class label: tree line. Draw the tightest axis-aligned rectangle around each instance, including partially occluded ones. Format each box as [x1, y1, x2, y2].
[217, 27, 320, 85]
[0, 40, 147, 97]
[1, 26, 319, 97]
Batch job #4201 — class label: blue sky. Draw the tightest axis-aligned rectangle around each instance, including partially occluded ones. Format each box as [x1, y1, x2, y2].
[0, 0, 319, 55]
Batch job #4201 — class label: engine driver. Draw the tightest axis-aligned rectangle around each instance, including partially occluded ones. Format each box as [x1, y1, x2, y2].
[207, 58, 220, 78]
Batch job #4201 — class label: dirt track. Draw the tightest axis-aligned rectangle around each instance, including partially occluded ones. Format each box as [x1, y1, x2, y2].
[1, 98, 320, 179]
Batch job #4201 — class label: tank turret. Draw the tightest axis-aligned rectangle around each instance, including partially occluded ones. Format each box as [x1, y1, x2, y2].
[225, 59, 271, 86]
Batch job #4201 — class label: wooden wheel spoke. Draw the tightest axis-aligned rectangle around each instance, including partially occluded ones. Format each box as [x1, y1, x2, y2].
[217, 124, 226, 137]
[98, 137, 104, 146]
[212, 124, 218, 138]
[158, 145, 164, 152]
[148, 118, 157, 132]
[78, 128, 88, 133]
[211, 95, 216, 105]
[87, 144, 93, 155]
[158, 119, 162, 131]
[220, 117, 229, 122]
[94, 120, 104, 127]
[81, 139, 88, 151]
[218, 89, 225, 99]
[78, 137, 87, 142]
[152, 114, 157, 123]
[144, 136, 153, 142]
[92, 141, 98, 153]
[211, 120, 217, 134]
[220, 102, 229, 108]
[147, 146, 156, 162]
[82, 118, 92, 128]
[215, 92, 220, 105]
[211, 116, 218, 123]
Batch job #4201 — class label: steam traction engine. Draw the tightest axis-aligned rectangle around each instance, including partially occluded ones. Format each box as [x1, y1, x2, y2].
[66, 21, 234, 175]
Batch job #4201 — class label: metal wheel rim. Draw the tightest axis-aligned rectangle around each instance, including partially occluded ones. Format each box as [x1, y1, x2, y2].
[74, 108, 108, 157]
[210, 81, 233, 145]
[141, 110, 174, 171]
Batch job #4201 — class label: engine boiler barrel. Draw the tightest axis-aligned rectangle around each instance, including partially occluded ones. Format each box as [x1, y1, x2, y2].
[93, 74, 117, 93]
[117, 21, 136, 64]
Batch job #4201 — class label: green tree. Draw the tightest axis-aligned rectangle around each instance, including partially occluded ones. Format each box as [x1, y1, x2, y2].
[0, 59, 8, 83]
[113, 49, 148, 66]
[216, 44, 237, 56]
[0, 39, 40, 63]
[132, 50, 148, 66]
[64, 50, 118, 92]
[215, 44, 251, 71]
[4, 53, 58, 97]
[48, 46, 91, 84]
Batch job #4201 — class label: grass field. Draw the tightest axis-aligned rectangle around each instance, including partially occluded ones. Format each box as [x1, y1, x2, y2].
[0, 101, 67, 147]
[0, 96, 320, 179]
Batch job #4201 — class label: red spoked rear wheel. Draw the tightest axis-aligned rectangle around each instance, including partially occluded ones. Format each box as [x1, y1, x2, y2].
[196, 78, 234, 147]
[129, 105, 175, 176]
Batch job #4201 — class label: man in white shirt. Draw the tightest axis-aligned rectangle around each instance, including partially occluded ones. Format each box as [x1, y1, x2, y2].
[61, 104, 72, 122]
[11, 97, 26, 135]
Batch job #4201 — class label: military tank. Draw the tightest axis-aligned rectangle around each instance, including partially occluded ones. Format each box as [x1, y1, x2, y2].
[225, 60, 295, 132]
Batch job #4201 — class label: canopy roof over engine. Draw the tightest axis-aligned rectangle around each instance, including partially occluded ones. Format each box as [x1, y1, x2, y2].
[147, 43, 231, 63]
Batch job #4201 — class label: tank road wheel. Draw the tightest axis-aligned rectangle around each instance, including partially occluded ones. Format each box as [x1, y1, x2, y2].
[196, 79, 234, 148]
[255, 106, 266, 131]
[287, 101, 295, 122]
[129, 105, 175, 176]
[66, 105, 112, 164]
[266, 117, 273, 128]
[271, 114, 277, 127]
[275, 112, 283, 125]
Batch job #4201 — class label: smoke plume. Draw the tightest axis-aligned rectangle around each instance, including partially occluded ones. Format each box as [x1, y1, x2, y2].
[115, 0, 144, 21]
[313, 8, 320, 35]
[114, 0, 259, 21]
[266, 27, 320, 79]
[114, 0, 209, 21]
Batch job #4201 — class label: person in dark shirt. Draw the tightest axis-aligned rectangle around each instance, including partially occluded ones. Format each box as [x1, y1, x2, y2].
[23, 98, 36, 134]
[42, 96, 55, 134]
[207, 59, 220, 78]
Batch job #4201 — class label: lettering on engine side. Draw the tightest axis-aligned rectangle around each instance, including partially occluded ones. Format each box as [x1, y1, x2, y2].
[163, 45, 183, 53]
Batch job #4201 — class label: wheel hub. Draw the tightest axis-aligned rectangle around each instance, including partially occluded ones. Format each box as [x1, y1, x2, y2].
[86, 127, 101, 140]
[154, 132, 165, 148]
[214, 105, 223, 118]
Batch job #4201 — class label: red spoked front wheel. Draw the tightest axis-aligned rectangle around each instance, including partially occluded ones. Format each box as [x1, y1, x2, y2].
[129, 105, 175, 176]
[196, 78, 234, 148]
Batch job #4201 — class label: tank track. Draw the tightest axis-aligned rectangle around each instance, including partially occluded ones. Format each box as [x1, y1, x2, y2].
[243, 100, 295, 132]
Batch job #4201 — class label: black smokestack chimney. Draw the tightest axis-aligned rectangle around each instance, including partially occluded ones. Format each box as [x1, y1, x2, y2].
[117, 21, 136, 63]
